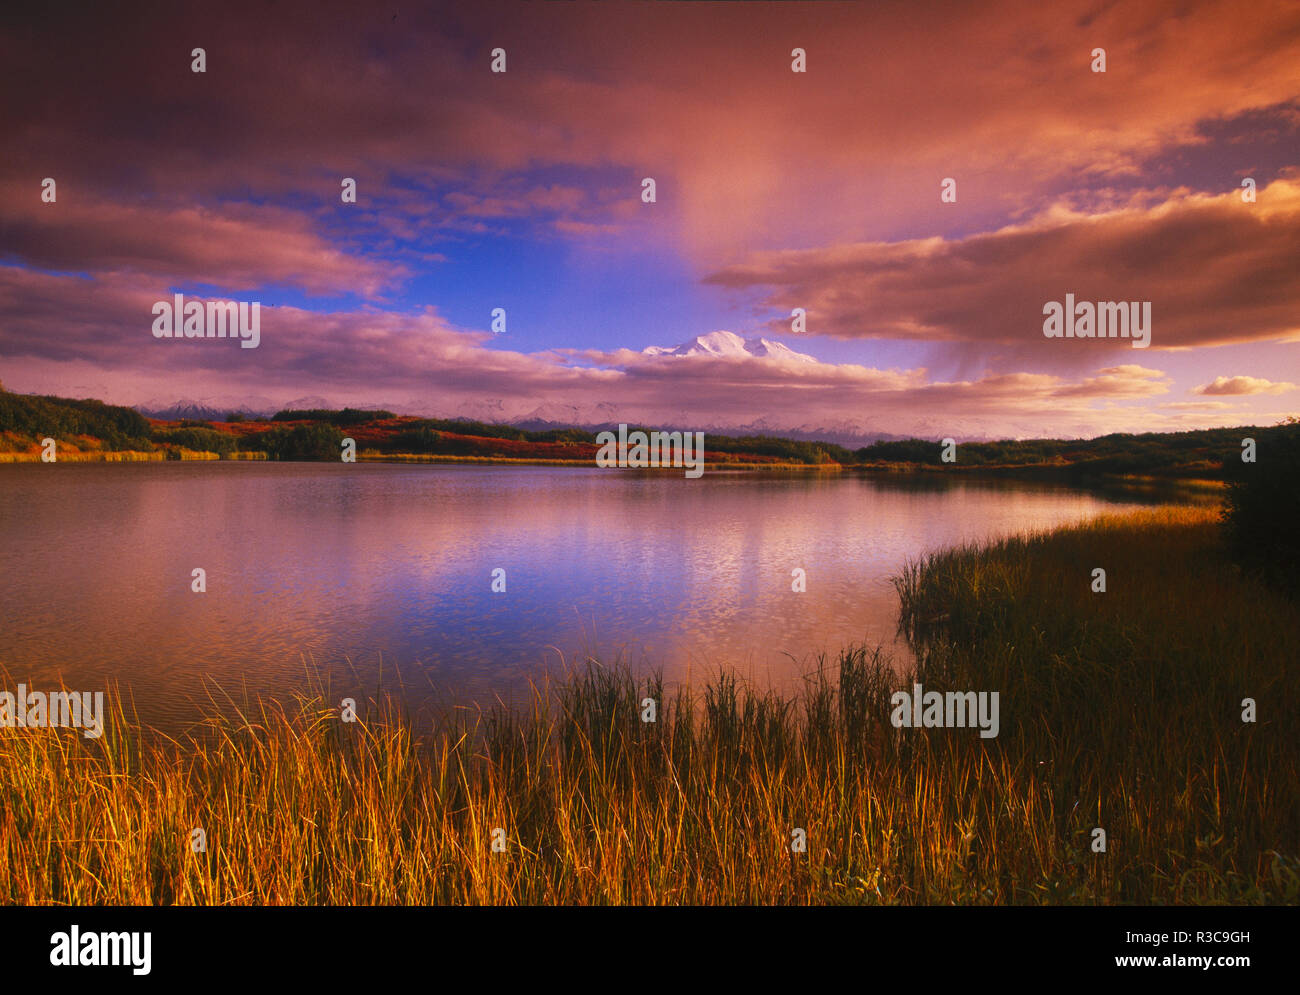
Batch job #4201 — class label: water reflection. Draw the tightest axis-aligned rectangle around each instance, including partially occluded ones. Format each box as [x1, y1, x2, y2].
[0, 462, 1186, 732]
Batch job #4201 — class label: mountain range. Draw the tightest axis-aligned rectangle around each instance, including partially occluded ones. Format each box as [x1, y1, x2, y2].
[642, 330, 818, 363]
[134, 333, 911, 445]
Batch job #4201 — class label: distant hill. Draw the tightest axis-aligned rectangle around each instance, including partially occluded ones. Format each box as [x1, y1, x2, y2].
[0, 390, 153, 452]
[132, 399, 911, 448]
[2, 386, 1289, 477]
[135, 395, 331, 421]
[853, 429, 1266, 478]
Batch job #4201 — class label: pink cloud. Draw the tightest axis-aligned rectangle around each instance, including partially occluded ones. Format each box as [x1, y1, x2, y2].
[1195, 375, 1297, 395]
[3, 0, 1297, 260]
[0, 266, 1222, 439]
[706, 178, 1300, 352]
[0, 183, 400, 297]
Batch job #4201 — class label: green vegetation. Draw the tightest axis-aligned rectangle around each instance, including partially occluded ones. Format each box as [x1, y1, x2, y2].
[388, 418, 593, 446]
[152, 426, 238, 456]
[2, 506, 1293, 904]
[692, 433, 853, 465]
[0, 392, 152, 451]
[894, 505, 1297, 903]
[856, 425, 1283, 477]
[364, 418, 1288, 474]
[257, 422, 346, 460]
[0, 389, 1291, 479]
[272, 408, 395, 425]
[379, 421, 852, 463]
[1221, 418, 1300, 593]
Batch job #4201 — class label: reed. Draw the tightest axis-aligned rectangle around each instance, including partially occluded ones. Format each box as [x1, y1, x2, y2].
[0, 450, 165, 463]
[2, 506, 1295, 904]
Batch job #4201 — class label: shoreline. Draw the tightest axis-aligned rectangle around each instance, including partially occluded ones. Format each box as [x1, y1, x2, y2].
[0, 447, 1228, 487]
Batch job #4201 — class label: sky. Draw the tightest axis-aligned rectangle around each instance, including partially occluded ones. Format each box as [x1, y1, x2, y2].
[1, 0, 1298, 440]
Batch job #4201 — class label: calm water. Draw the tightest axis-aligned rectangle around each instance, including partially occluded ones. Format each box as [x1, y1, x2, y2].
[0, 463, 1168, 732]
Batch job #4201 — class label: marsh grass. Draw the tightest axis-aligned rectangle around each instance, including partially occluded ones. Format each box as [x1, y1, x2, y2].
[2, 506, 1295, 904]
[0, 450, 164, 463]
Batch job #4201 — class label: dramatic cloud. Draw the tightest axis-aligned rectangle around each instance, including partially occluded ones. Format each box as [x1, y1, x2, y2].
[0, 260, 1213, 439]
[0, 185, 400, 297]
[705, 177, 1300, 352]
[1, 0, 1297, 438]
[4, 0, 1299, 256]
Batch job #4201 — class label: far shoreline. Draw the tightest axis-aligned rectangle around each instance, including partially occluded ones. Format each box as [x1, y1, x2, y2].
[0, 448, 1226, 499]
[3, 391, 1280, 486]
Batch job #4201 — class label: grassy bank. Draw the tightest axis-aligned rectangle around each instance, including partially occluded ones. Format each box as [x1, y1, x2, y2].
[7, 388, 1292, 478]
[0, 450, 165, 463]
[0, 449, 267, 462]
[894, 506, 1298, 901]
[2, 507, 1295, 904]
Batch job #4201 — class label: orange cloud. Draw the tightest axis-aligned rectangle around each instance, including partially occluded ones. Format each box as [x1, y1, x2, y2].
[0, 183, 399, 297]
[706, 178, 1300, 351]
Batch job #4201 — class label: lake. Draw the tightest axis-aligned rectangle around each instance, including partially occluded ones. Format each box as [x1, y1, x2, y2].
[0, 462, 1176, 733]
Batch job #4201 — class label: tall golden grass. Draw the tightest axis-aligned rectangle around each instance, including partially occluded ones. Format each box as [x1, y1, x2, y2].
[0, 450, 165, 463]
[1, 506, 1295, 904]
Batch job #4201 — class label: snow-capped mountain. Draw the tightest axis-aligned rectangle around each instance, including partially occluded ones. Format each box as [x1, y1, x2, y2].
[643, 330, 817, 363]
[128, 394, 907, 446]
[137, 395, 339, 420]
[137, 399, 240, 421]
